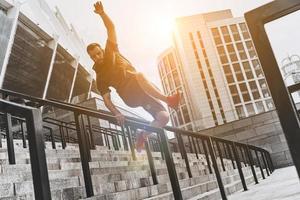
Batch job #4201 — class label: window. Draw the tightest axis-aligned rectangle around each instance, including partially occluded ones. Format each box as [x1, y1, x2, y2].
[256, 101, 265, 113]
[259, 79, 267, 89]
[223, 65, 231, 74]
[243, 61, 254, 79]
[266, 99, 274, 110]
[256, 68, 264, 78]
[220, 55, 228, 64]
[233, 63, 242, 72]
[246, 103, 255, 116]
[177, 109, 184, 125]
[182, 105, 191, 123]
[230, 24, 241, 41]
[233, 63, 244, 81]
[236, 105, 246, 118]
[239, 23, 248, 32]
[242, 31, 250, 39]
[230, 54, 238, 62]
[168, 54, 176, 70]
[243, 93, 251, 102]
[226, 74, 234, 84]
[211, 28, 220, 37]
[252, 59, 260, 69]
[249, 81, 258, 91]
[163, 57, 170, 72]
[232, 95, 241, 104]
[221, 26, 230, 35]
[224, 35, 232, 43]
[217, 46, 226, 55]
[173, 71, 180, 87]
[246, 41, 256, 58]
[213, 37, 223, 45]
[252, 91, 260, 100]
[202, 49, 207, 57]
[236, 43, 247, 60]
[230, 24, 238, 33]
[236, 73, 244, 81]
[226, 44, 235, 53]
[239, 83, 248, 92]
[167, 74, 174, 91]
[229, 85, 238, 94]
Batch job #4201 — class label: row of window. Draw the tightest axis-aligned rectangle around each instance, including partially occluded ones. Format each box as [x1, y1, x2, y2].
[235, 99, 274, 119]
[158, 52, 192, 127]
[211, 23, 250, 45]
[189, 32, 219, 125]
[196, 31, 226, 124]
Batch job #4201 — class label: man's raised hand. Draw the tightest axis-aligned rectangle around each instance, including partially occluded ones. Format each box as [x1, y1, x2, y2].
[94, 1, 104, 15]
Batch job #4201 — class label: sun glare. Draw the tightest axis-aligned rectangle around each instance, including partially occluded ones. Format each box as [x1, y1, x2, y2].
[145, 11, 175, 45]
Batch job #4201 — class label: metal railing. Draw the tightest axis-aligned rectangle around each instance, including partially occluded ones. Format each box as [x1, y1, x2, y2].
[0, 89, 274, 200]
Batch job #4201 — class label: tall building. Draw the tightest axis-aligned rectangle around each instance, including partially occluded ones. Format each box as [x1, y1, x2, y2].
[158, 10, 274, 130]
[157, 48, 198, 130]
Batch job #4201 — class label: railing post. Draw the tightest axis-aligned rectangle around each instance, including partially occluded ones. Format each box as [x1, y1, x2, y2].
[261, 151, 270, 176]
[266, 151, 274, 173]
[232, 142, 248, 191]
[246, 145, 258, 184]
[145, 139, 158, 185]
[20, 121, 27, 148]
[200, 138, 212, 174]
[87, 116, 96, 149]
[188, 136, 194, 153]
[226, 143, 235, 169]
[74, 112, 94, 197]
[80, 115, 91, 162]
[49, 128, 56, 149]
[207, 137, 227, 200]
[215, 140, 226, 171]
[4, 113, 16, 164]
[159, 129, 183, 200]
[121, 126, 129, 151]
[239, 146, 247, 167]
[125, 126, 137, 161]
[59, 126, 66, 149]
[176, 133, 192, 178]
[254, 149, 265, 179]
[25, 108, 51, 200]
[157, 133, 165, 160]
[191, 136, 199, 159]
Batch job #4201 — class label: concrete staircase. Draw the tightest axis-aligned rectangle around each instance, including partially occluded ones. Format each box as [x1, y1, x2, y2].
[0, 139, 266, 200]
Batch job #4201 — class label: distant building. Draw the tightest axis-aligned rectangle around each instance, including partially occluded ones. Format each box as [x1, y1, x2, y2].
[281, 55, 300, 108]
[158, 10, 274, 130]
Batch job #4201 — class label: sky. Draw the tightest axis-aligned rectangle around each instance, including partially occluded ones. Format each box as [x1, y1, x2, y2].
[43, 0, 299, 120]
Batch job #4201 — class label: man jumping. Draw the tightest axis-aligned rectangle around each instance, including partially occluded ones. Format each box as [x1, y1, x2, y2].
[87, 1, 180, 151]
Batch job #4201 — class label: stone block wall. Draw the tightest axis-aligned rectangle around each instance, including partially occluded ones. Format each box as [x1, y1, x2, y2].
[198, 110, 293, 168]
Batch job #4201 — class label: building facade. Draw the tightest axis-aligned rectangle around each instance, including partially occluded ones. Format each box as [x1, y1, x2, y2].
[157, 48, 197, 131]
[0, 0, 96, 104]
[158, 10, 274, 130]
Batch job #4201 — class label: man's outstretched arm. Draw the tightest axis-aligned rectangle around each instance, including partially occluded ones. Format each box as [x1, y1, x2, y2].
[94, 1, 117, 43]
[102, 93, 125, 125]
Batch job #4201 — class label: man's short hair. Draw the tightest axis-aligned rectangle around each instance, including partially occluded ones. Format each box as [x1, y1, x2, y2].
[87, 43, 101, 52]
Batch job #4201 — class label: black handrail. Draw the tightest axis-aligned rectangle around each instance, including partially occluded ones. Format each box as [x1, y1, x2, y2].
[0, 89, 274, 200]
[0, 99, 51, 199]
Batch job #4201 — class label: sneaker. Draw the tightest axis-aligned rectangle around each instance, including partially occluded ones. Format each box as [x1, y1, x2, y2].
[167, 92, 181, 109]
[136, 132, 148, 152]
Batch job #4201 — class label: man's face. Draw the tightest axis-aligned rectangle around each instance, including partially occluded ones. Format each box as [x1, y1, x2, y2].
[88, 46, 104, 62]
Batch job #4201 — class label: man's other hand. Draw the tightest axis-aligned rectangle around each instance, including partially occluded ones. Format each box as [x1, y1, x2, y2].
[94, 1, 104, 15]
[115, 113, 125, 126]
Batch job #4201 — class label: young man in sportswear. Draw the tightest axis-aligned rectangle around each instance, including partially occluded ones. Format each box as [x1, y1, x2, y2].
[87, 1, 180, 151]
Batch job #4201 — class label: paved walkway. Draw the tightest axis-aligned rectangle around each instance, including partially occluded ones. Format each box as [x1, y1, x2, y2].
[228, 166, 300, 200]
